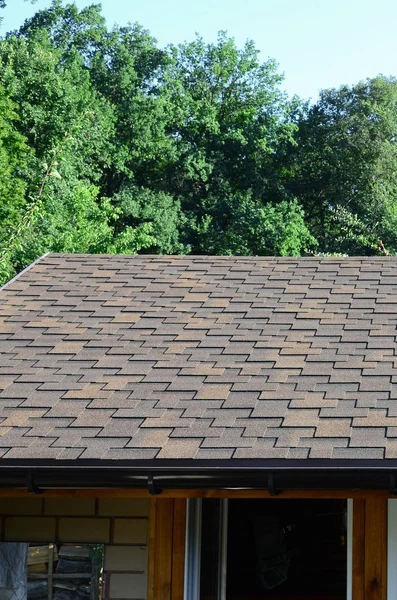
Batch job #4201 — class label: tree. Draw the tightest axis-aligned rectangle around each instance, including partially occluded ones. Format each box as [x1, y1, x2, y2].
[0, 85, 30, 238]
[16, 1, 173, 196]
[288, 76, 397, 254]
[0, 29, 115, 182]
[0, 2, 170, 283]
[164, 33, 294, 196]
[0, 0, 322, 281]
[114, 184, 186, 254]
[193, 189, 316, 256]
[13, 183, 156, 266]
[156, 32, 300, 252]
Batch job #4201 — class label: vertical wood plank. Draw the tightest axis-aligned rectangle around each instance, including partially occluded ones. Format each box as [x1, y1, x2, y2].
[153, 498, 175, 600]
[353, 498, 365, 600]
[365, 497, 387, 600]
[147, 498, 157, 600]
[171, 498, 187, 600]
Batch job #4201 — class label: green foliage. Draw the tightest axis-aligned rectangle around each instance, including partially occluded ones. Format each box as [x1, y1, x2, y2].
[287, 76, 397, 254]
[3, 182, 156, 284]
[21, 183, 155, 255]
[4, 1, 397, 286]
[0, 85, 30, 234]
[194, 192, 316, 256]
[0, 32, 115, 181]
[115, 184, 186, 254]
[163, 32, 295, 205]
[328, 206, 382, 255]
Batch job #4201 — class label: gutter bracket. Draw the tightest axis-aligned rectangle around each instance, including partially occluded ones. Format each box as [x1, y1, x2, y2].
[268, 472, 278, 496]
[148, 474, 161, 496]
[26, 473, 43, 495]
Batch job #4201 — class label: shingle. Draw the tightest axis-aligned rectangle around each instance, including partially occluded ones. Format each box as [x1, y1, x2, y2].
[196, 448, 234, 459]
[304, 438, 349, 459]
[0, 409, 49, 427]
[359, 376, 392, 392]
[233, 440, 289, 459]
[282, 410, 319, 428]
[315, 419, 352, 438]
[2, 253, 397, 462]
[222, 392, 259, 408]
[50, 427, 102, 446]
[268, 427, 316, 447]
[97, 418, 143, 437]
[157, 438, 201, 458]
[105, 447, 158, 459]
[126, 428, 173, 448]
[70, 409, 115, 428]
[333, 447, 385, 459]
[251, 401, 289, 418]
[350, 427, 387, 447]
[200, 428, 254, 448]
[195, 385, 231, 400]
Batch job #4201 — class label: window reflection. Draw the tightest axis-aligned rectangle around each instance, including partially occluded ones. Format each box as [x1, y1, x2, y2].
[0, 543, 104, 600]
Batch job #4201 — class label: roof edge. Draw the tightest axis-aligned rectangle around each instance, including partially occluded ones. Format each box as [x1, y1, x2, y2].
[1, 458, 397, 470]
[1, 460, 397, 493]
[0, 252, 50, 292]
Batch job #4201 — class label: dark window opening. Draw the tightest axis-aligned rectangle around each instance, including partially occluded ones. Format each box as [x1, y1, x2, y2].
[200, 499, 347, 600]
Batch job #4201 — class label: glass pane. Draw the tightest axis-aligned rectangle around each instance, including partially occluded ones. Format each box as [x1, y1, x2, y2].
[226, 499, 347, 599]
[200, 500, 221, 600]
[0, 543, 104, 600]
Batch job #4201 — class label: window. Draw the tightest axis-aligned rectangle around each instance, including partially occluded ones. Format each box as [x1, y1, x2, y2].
[185, 499, 353, 600]
[0, 542, 104, 600]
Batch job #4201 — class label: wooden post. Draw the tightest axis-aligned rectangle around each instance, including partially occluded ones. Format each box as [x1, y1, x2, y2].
[148, 498, 187, 600]
[353, 497, 388, 600]
[147, 498, 157, 600]
[364, 498, 387, 600]
[171, 499, 187, 600]
[154, 498, 174, 600]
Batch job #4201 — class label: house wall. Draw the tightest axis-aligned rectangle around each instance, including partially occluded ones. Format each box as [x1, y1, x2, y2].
[0, 497, 150, 600]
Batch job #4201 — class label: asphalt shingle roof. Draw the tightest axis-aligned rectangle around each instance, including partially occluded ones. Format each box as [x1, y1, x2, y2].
[1, 253, 397, 461]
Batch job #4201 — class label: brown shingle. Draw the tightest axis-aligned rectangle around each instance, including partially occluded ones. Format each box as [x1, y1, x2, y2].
[2, 253, 397, 461]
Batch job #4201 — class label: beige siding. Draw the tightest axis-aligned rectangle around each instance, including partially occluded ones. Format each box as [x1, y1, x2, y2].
[0, 497, 150, 600]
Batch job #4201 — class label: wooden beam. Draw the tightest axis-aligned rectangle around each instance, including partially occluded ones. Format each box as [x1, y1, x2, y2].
[0, 487, 391, 499]
[364, 497, 387, 600]
[171, 499, 186, 600]
[153, 498, 174, 600]
[147, 498, 157, 600]
[147, 498, 186, 600]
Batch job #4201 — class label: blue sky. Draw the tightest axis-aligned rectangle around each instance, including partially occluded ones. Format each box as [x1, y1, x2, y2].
[1, 0, 397, 102]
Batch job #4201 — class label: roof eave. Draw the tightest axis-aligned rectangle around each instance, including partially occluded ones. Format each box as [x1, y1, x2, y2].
[0, 458, 396, 494]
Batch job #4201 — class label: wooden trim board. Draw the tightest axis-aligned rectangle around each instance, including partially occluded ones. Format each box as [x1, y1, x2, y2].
[0, 488, 391, 499]
[148, 498, 187, 600]
[352, 498, 387, 600]
[364, 498, 387, 600]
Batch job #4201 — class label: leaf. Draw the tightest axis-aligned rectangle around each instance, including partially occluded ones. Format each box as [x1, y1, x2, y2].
[49, 170, 62, 179]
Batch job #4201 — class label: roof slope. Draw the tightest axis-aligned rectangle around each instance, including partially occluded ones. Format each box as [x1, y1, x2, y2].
[1, 253, 397, 462]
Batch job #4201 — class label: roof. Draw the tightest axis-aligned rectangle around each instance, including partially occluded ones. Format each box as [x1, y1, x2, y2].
[1, 253, 397, 464]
